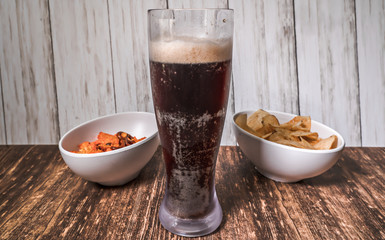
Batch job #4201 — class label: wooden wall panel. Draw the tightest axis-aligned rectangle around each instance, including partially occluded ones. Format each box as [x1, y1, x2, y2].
[0, 0, 384, 146]
[295, 0, 361, 146]
[108, 0, 166, 113]
[50, 0, 115, 137]
[0, 74, 5, 144]
[0, 0, 25, 144]
[167, 0, 227, 8]
[0, 0, 58, 144]
[0, 10, 5, 144]
[356, 0, 385, 146]
[230, 0, 298, 113]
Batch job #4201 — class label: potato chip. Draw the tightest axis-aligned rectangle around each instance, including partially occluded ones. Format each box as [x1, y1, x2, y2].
[273, 139, 307, 149]
[278, 116, 311, 131]
[260, 132, 273, 139]
[313, 135, 338, 150]
[267, 128, 292, 142]
[235, 114, 259, 136]
[236, 109, 338, 150]
[290, 131, 319, 141]
[298, 137, 316, 149]
[247, 109, 278, 131]
[246, 109, 279, 137]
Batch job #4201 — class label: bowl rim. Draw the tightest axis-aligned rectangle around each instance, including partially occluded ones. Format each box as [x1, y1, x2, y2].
[232, 110, 345, 154]
[58, 111, 158, 158]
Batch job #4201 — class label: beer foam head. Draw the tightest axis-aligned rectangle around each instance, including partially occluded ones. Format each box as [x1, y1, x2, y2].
[150, 38, 232, 64]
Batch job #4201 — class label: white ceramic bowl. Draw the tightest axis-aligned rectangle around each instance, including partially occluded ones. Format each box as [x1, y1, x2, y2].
[232, 110, 345, 182]
[59, 112, 159, 186]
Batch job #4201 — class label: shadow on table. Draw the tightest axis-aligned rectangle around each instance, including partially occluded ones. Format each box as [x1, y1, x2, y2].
[94, 147, 164, 190]
[216, 147, 369, 228]
[297, 150, 367, 187]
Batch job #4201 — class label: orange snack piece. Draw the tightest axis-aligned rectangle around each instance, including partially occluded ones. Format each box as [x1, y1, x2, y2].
[73, 131, 146, 154]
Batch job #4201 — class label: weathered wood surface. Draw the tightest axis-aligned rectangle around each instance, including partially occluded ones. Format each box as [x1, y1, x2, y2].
[230, 0, 298, 113]
[49, 0, 116, 138]
[108, 0, 166, 114]
[0, 78, 4, 144]
[0, 0, 384, 146]
[356, 0, 385, 146]
[229, 0, 298, 147]
[294, 0, 361, 146]
[0, 0, 59, 144]
[0, 146, 384, 239]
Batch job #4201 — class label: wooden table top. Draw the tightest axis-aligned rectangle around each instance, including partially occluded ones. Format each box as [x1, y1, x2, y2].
[0, 145, 384, 239]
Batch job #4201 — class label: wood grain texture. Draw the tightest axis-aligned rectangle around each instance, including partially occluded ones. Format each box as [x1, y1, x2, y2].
[50, 0, 115, 137]
[167, 0, 227, 8]
[0, 146, 384, 239]
[356, 0, 385, 146]
[229, 0, 298, 114]
[295, 0, 361, 146]
[0, 0, 384, 146]
[0, 75, 5, 144]
[0, 0, 25, 144]
[0, 0, 58, 144]
[108, 0, 166, 114]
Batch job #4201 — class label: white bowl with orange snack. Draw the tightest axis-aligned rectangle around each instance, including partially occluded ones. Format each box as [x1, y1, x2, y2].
[59, 112, 159, 186]
[232, 109, 345, 182]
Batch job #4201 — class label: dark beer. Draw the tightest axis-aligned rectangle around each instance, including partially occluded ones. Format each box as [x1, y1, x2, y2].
[150, 40, 232, 218]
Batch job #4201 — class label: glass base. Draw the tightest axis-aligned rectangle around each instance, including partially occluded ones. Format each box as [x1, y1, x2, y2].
[159, 191, 223, 237]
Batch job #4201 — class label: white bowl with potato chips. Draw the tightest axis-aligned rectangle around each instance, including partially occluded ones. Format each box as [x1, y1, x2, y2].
[232, 109, 345, 182]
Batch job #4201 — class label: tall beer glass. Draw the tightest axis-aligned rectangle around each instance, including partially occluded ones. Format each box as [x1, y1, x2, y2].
[148, 9, 233, 237]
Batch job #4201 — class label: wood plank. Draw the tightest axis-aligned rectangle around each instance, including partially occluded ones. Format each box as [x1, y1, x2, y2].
[229, 0, 298, 114]
[49, 0, 115, 137]
[0, 0, 25, 144]
[0, 146, 83, 239]
[0, 76, 5, 144]
[312, 148, 385, 238]
[232, 147, 385, 239]
[0, 145, 33, 185]
[0, 0, 58, 144]
[0, 145, 11, 159]
[167, 0, 227, 8]
[108, 0, 166, 114]
[274, 149, 384, 239]
[356, 0, 385, 146]
[0, 0, 382, 147]
[216, 147, 301, 239]
[0, 146, 165, 239]
[294, 0, 361, 146]
[0, 146, 384, 239]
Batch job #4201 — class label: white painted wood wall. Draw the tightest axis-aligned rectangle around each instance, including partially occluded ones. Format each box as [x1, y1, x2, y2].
[0, 0, 384, 146]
